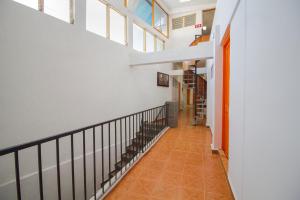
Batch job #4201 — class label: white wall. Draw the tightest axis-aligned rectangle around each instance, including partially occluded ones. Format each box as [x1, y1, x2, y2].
[0, 0, 172, 199]
[130, 42, 213, 66]
[212, 0, 239, 40]
[167, 4, 216, 49]
[242, 0, 300, 199]
[210, 0, 300, 199]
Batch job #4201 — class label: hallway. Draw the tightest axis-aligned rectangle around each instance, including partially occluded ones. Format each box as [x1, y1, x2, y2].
[105, 111, 234, 200]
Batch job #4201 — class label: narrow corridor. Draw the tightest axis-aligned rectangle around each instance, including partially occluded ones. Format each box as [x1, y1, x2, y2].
[105, 111, 234, 200]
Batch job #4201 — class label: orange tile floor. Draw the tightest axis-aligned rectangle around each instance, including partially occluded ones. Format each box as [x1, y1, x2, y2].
[105, 110, 234, 200]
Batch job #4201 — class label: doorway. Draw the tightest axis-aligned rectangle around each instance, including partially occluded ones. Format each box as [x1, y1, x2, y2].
[222, 27, 230, 158]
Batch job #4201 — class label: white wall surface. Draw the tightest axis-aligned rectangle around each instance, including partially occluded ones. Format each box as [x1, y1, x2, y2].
[242, 0, 300, 199]
[130, 42, 213, 66]
[212, 0, 239, 40]
[210, 0, 300, 199]
[227, 1, 245, 199]
[167, 4, 216, 49]
[0, 0, 172, 199]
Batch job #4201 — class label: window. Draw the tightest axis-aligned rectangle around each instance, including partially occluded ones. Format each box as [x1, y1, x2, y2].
[44, 0, 71, 23]
[86, 0, 107, 37]
[128, 0, 168, 37]
[156, 38, 164, 52]
[154, 2, 168, 36]
[183, 14, 196, 27]
[172, 16, 184, 30]
[128, 0, 152, 26]
[109, 8, 126, 45]
[146, 31, 154, 52]
[14, 0, 38, 10]
[133, 23, 144, 52]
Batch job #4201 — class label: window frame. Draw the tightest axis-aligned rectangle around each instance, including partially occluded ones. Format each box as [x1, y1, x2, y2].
[132, 23, 145, 52]
[152, 1, 169, 37]
[108, 6, 128, 46]
[145, 30, 155, 53]
[126, 0, 169, 38]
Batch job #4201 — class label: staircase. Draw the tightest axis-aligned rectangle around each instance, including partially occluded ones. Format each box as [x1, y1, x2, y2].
[102, 120, 166, 187]
[183, 67, 207, 125]
[0, 105, 168, 200]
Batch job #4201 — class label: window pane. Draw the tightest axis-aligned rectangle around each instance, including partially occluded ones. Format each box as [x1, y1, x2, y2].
[44, 0, 70, 22]
[86, 0, 106, 37]
[110, 9, 126, 45]
[156, 38, 164, 51]
[133, 24, 144, 52]
[154, 2, 168, 36]
[146, 32, 154, 52]
[14, 0, 38, 10]
[128, 0, 152, 26]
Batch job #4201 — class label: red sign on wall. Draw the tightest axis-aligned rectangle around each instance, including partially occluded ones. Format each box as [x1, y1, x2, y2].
[195, 24, 202, 28]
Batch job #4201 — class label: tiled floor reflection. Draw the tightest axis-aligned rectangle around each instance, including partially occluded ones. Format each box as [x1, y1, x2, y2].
[105, 110, 234, 200]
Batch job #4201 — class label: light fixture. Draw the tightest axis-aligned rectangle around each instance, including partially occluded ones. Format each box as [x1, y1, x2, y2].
[203, 26, 207, 31]
[179, 0, 191, 2]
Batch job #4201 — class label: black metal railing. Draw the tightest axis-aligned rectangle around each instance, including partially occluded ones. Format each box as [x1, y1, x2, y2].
[0, 104, 168, 200]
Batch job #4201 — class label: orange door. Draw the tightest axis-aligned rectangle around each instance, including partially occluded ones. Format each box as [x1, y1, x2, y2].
[222, 28, 230, 158]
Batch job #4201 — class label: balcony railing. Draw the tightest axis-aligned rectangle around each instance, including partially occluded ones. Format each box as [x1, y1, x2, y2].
[0, 104, 168, 200]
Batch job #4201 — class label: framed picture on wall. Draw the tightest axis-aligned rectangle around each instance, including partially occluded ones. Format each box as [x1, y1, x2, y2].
[157, 72, 169, 87]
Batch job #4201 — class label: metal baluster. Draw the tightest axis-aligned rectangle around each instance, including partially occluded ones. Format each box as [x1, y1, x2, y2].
[125, 117, 127, 170]
[114, 121, 117, 180]
[120, 119, 122, 173]
[71, 134, 75, 200]
[56, 139, 61, 200]
[142, 112, 144, 152]
[108, 123, 111, 185]
[93, 127, 96, 200]
[83, 131, 87, 200]
[155, 108, 158, 137]
[133, 115, 135, 160]
[38, 144, 44, 200]
[14, 151, 21, 200]
[101, 125, 104, 193]
[129, 116, 131, 164]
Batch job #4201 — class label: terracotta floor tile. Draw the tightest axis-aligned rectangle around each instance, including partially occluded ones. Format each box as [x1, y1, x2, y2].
[126, 192, 151, 200]
[181, 175, 205, 190]
[160, 171, 183, 188]
[151, 184, 181, 200]
[183, 164, 203, 177]
[104, 110, 233, 200]
[165, 161, 185, 174]
[127, 179, 157, 196]
[140, 168, 163, 181]
[178, 187, 205, 200]
[205, 191, 234, 200]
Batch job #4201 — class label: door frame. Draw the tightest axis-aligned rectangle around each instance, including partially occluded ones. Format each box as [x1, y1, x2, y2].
[221, 26, 230, 158]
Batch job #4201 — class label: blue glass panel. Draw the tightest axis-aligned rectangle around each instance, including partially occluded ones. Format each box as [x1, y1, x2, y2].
[129, 0, 152, 26]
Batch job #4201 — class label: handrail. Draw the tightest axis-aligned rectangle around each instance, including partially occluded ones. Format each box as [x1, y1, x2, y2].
[0, 105, 164, 156]
[0, 104, 168, 200]
[155, 106, 164, 121]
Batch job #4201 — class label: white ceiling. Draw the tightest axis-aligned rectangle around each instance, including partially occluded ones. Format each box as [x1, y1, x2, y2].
[163, 0, 217, 10]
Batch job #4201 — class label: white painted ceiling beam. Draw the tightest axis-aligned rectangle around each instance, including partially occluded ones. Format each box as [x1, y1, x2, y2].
[129, 42, 213, 66]
[170, 67, 208, 76]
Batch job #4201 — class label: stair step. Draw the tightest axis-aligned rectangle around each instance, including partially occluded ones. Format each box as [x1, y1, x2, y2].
[131, 138, 145, 147]
[126, 145, 139, 154]
[121, 152, 136, 162]
[135, 134, 153, 141]
[109, 169, 119, 178]
[115, 160, 128, 170]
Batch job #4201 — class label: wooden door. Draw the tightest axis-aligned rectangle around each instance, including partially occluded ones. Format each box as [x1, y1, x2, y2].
[222, 28, 230, 158]
[187, 89, 190, 105]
